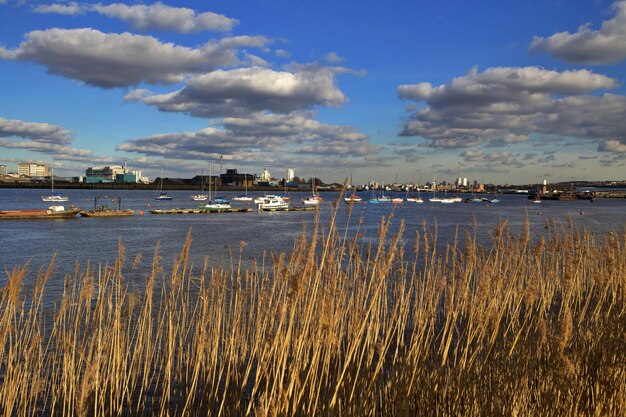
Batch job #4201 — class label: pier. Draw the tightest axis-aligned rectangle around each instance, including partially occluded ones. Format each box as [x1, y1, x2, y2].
[150, 208, 253, 215]
[259, 206, 318, 212]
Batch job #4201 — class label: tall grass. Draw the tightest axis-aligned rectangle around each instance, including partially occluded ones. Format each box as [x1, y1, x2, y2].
[0, 207, 625, 416]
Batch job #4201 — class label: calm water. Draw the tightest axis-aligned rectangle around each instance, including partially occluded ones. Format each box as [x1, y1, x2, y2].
[1, 188, 625, 290]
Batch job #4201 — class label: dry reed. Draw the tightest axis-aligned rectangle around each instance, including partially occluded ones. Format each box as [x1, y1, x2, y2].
[0, 203, 625, 416]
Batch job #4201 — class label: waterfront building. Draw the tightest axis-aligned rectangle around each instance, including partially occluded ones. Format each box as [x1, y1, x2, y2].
[220, 169, 254, 187]
[18, 162, 49, 177]
[0, 165, 6, 175]
[286, 168, 295, 182]
[85, 164, 137, 183]
[261, 169, 272, 181]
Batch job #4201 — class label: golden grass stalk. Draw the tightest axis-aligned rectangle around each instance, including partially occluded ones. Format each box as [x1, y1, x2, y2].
[0, 208, 624, 416]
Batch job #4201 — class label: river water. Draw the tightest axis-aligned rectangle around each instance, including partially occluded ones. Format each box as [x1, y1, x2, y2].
[1, 188, 624, 293]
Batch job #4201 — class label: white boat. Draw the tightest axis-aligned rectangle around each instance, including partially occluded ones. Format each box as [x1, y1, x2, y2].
[42, 169, 69, 202]
[254, 194, 282, 205]
[301, 177, 323, 206]
[344, 194, 362, 204]
[302, 196, 323, 206]
[257, 195, 290, 211]
[154, 168, 172, 201]
[232, 195, 253, 202]
[428, 177, 441, 202]
[233, 173, 253, 201]
[391, 197, 403, 204]
[191, 168, 208, 201]
[203, 201, 231, 210]
[406, 187, 424, 203]
[202, 162, 230, 209]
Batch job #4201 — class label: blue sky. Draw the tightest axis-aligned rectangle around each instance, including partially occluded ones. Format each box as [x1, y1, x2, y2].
[1, 0, 625, 185]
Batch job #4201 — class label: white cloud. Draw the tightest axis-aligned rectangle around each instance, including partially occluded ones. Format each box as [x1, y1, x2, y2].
[325, 52, 345, 63]
[2, 28, 268, 88]
[0, 116, 116, 163]
[530, 1, 626, 64]
[598, 139, 626, 153]
[398, 66, 626, 153]
[34, 2, 238, 32]
[117, 111, 380, 164]
[34, 2, 83, 15]
[0, 116, 73, 144]
[92, 2, 238, 33]
[131, 66, 347, 117]
[461, 150, 511, 162]
[275, 49, 291, 58]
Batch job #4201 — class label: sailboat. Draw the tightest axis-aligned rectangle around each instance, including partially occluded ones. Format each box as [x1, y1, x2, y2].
[406, 186, 424, 203]
[233, 173, 253, 202]
[429, 178, 442, 202]
[203, 162, 231, 210]
[190, 168, 208, 201]
[344, 174, 363, 203]
[42, 169, 69, 202]
[301, 177, 323, 206]
[154, 168, 172, 201]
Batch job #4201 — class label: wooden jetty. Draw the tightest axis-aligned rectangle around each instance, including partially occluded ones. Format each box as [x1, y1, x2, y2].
[150, 207, 253, 215]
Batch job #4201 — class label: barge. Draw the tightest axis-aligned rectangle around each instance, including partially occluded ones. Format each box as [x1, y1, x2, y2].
[0, 206, 82, 220]
[79, 195, 135, 217]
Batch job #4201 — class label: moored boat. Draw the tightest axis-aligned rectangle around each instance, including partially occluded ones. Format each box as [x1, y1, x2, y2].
[190, 168, 208, 201]
[79, 195, 134, 217]
[202, 201, 232, 211]
[42, 169, 69, 202]
[406, 196, 424, 203]
[232, 195, 253, 202]
[257, 195, 290, 211]
[154, 168, 173, 201]
[301, 195, 323, 206]
[0, 205, 82, 220]
[233, 173, 253, 201]
[344, 194, 362, 204]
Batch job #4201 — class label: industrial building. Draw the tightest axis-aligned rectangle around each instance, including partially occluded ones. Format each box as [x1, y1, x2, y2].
[85, 164, 137, 183]
[220, 169, 254, 187]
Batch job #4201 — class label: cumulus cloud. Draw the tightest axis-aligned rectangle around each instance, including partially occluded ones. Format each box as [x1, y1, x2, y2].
[530, 1, 626, 64]
[2, 28, 268, 88]
[0, 139, 94, 161]
[0, 117, 73, 144]
[0, 116, 116, 162]
[325, 52, 345, 63]
[117, 111, 379, 165]
[598, 139, 626, 153]
[33, 2, 237, 32]
[129, 66, 347, 117]
[34, 2, 83, 15]
[398, 66, 626, 153]
[92, 2, 238, 33]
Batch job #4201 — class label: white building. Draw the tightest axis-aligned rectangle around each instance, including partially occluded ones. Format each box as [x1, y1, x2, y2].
[286, 168, 295, 182]
[18, 163, 49, 177]
[261, 169, 272, 181]
[0, 165, 6, 175]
